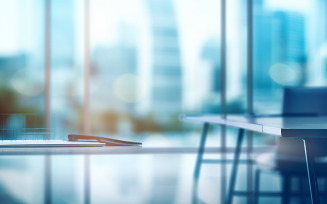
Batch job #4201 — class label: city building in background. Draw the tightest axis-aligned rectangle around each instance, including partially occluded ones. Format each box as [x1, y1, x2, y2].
[0, 0, 326, 137]
[253, 2, 307, 113]
[147, 0, 182, 123]
[1, 1, 327, 203]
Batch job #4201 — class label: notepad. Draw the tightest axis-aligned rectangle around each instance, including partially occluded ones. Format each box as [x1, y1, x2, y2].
[0, 140, 106, 147]
[68, 134, 142, 146]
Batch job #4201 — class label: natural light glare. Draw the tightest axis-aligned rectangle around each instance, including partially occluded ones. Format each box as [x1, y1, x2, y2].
[269, 63, 302, 85]
[113, 74, 143, 103]
[0, 0, 20, 55]
[265, 0, 310, 12]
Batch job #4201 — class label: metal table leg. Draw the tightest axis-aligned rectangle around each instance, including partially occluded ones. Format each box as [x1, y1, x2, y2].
[247, 132, 253, 204]
[303, 138, 320, 204]
[254, 169, 260, 204]
[282, 174, 291, 204]
[221, 126, 227, 204]
[192, 123, 210, 204]
[226, 128, 245, 204]
[84, 155, 90, 204]
[45, 155, 52, 204]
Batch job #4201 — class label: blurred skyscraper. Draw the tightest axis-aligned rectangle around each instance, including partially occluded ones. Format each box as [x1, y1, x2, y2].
[147, 0, 182, 121]
[49, 0, 82, 133]
[92, 27, 137, 113]
[51, 0, 75, 68]
[253, 11, 274, 90]
[253, 5, 306, 113]
[201, 39, 221, 93]
[200, 39, 221, 113]
[0, 55, 26, 78]
[318, 0, 327, 79]
[310, 0, 327, 84]
[273, 11, 306, 64]
[253, 9, 306, 90]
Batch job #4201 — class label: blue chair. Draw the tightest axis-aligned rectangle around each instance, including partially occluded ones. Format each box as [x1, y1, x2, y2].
[253, 87, 327, 204]
[227, 87, 327, 204]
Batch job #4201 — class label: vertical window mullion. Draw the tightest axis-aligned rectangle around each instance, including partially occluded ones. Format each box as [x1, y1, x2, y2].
[84, 0, 91, 134]
[45, 0, 51, 135]
[247, 0, 253, 116]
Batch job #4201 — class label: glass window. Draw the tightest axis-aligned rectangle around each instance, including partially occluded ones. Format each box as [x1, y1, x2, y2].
[50, 0, 85, 135]
[226, 0, 247, 114]
[253, 0, 309, 114]
[89, 0, 221, 143]
[0, 0, 45, 113]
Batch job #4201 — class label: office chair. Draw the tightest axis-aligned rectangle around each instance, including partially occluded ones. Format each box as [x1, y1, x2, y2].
[229, 87, 327, 204]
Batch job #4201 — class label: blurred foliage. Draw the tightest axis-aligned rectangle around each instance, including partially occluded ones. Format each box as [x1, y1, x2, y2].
[0, 86, 20, 113]
[74, 111, 185, 134]
[0, 86, 38, 113]
[130, 114, 162, 133]
[0, 85, 41, 132]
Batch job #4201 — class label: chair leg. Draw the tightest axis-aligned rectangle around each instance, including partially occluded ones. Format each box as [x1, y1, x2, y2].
[254, 169, 261, 204]
[192, 123, 209, 204]
[299, 177, 306, 204]
[226, 128, 245, 204]
[282, 174, 291, 204]
[323, 178, 327, 199]
[303, 138, 320, 204]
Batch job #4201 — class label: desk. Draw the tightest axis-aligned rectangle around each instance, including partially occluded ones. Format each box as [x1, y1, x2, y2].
[182, 114, 327, 204]
[0, 146, 204, 203]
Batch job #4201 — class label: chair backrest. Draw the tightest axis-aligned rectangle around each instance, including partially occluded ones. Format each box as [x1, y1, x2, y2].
[278, 87, 327, 159]
[283, 87, 327, 116]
